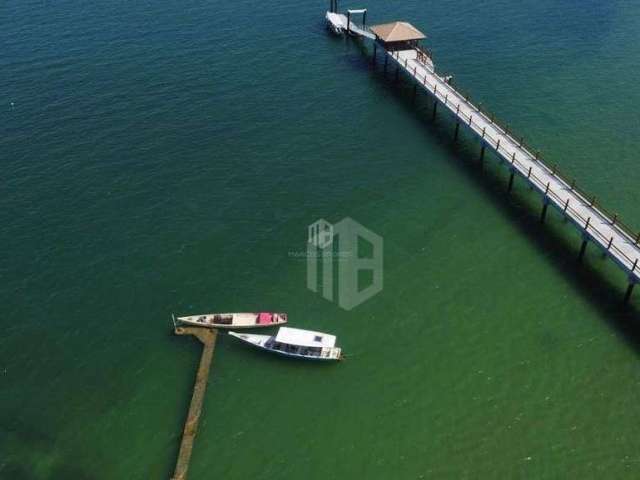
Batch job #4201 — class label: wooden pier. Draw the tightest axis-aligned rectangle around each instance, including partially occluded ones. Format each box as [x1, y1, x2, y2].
[326, 8, 640, 301]
[171, 325, 218, 480]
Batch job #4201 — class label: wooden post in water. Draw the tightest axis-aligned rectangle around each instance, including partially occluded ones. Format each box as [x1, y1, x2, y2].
[540, 200, 549, 223]
[508, 170, 515, 193]
[578, 237, 589, 262]
[624, 282, 636, 303]
[171, 326, 218, 480]
[479, 144, 486, 162]
[454, 122, 460, 141]
[625, 260, 639, 303]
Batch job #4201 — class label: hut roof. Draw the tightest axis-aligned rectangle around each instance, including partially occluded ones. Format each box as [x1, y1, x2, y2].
[370, 21, 426, 42]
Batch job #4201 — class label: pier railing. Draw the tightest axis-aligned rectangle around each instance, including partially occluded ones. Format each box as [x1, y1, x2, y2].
[347, 21, 374, 39]
[390, 50, 640, 275]
[415, 46, 433, 64]
[442, 83, 639, 242]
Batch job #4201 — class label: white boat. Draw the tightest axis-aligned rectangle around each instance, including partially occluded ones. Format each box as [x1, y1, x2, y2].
[173, 312, 287, 329]
[229, 327, 342, 361]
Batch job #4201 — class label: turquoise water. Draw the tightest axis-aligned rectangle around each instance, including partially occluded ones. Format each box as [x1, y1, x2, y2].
[3, 0, 640, 478]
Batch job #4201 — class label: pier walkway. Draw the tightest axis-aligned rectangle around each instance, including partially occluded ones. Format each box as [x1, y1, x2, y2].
[326, 12, 374, 39]
[171, 326, 218, 480]
[327, 9, 640, 299]
[390, 48, 640, 282]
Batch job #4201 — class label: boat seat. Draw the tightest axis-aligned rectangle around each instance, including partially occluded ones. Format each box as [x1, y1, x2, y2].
[213, 315, 233, 325]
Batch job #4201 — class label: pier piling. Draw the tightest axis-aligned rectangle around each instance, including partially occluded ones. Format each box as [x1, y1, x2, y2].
[625, 282, 636, 303]
[508, 170, 515, 192]
[578, 238, 589, 262]
[540, 201, 549, 223]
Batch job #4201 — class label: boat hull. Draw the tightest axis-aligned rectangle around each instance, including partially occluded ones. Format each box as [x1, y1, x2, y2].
[229, 332, 341, 361]
[174, 312, 287, 329]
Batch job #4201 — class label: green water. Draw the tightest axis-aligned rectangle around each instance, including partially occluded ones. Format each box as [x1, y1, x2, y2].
[3, 0, 640, 478]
